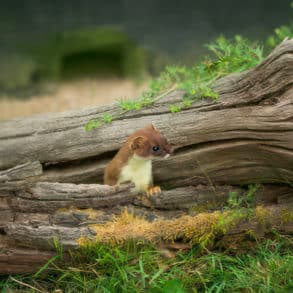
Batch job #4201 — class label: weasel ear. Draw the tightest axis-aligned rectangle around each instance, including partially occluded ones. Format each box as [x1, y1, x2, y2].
[131, 136, 146, 150]
[150, 123, 159, 132]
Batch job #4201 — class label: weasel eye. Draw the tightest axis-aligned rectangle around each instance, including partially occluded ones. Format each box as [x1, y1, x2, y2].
[152, 146, 160, 152]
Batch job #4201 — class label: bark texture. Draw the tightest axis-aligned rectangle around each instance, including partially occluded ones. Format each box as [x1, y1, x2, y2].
[0, 40, 292, 274]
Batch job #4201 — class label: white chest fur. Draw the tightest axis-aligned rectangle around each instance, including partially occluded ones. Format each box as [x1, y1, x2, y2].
[118, 155, 152, 191]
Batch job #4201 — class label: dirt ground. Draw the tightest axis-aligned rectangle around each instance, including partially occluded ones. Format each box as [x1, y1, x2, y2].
[0, 78, 148, 120]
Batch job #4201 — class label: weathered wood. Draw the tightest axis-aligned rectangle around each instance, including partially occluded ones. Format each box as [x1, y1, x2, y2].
[10, 182, 133, 213]
[0, 40, 292, 187]
[3, 182, 293, 242]
[4, 180, 291, 219]
[0, 246, 54, 274]
[5, 182, 291, 214]
[5, 204, 293, 242]
[0, 181, 292, 274]
[0, 161, 43, 192]
[0, 40, 292, 274]
[0, 161, 42, 182]
[1, 203, 292, 274]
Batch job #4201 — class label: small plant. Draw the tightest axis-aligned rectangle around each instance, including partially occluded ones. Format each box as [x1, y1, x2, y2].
[182, 98, 192, 108]
[118, 98, 142, 111]
[227, 191, 241, 209]
[266, 3, 293, 49]
[84, 119, 102, 131]
[84, 113, 113, 131]
[266, 24, 293, 48]
[85, 34, 265, 129]
[245, 183, 260, 207]
[226, 184, 261, 210]
[102, 113, 113, 123]
[169, 104, 181, 113]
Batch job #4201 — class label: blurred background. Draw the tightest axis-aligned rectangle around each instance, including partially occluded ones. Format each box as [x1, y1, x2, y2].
[0, 0, 292, 120]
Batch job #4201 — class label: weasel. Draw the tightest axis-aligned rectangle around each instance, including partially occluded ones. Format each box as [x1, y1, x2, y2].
[104, 124, 173, 195]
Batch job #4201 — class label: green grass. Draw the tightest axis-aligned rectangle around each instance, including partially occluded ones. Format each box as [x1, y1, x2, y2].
[1, 236, 292, 292]
[179, 237, 293, 292]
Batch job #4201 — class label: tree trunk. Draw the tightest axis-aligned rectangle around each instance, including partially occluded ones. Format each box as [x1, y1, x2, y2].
[0, 40, 292, 274]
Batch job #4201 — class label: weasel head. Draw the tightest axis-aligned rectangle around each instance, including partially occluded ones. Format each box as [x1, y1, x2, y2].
[130, 124, 174, 159]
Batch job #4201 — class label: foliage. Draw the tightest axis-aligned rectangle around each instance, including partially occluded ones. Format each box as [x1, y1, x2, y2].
[84, 113, 113, 131]
[226, 184, 260, 209]
[266, 22, 293, 49]
[1, 236, 292, 292]
[85, 35, 264, 130]
[102, 113, 114, 123]
[266, 2, 293, 50]
[118, 98, 144, 111]
[84, 119, 102, 132]
[120, 35, 264, 112]
[169, 104, 182, 113]
[85, 4, 293, 130]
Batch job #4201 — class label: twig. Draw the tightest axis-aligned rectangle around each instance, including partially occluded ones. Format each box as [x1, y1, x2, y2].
[194, 157, 217, 195]
[153, 83, 178, 102]
[115, 83, 178, 119]
[9, 276, 48, 293]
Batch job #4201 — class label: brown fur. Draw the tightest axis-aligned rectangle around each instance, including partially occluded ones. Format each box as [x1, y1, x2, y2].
[104, 124, 173, 186]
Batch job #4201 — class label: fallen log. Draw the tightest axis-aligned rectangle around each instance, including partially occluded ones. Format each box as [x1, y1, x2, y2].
[0, 243, 55, 275]
[0, 40, 292, 186]
[1, 180, 292, 274]
[2, 181, 291, 215]
[0, 40, 292, 274]
[1, 202, 292, 274]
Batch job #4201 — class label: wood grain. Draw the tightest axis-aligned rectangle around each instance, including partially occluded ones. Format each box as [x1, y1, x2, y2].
[0, 40, 292, 274]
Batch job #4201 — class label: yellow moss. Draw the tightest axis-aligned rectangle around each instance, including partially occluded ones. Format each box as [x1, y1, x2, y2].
[82, 208, 105, 220]
[90, 209, 157, 245]
[189, 201, 221, 213]
[281, 208, 293, 224]
[255, 206, 270, 225]
[56, 207, 104, 220]
[56, 207, 73, 213]
[77, 236, 93, 246]
[246, 229, 257, 238]
[77, 208, 248, 247]
[216, 209, 248, 234]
